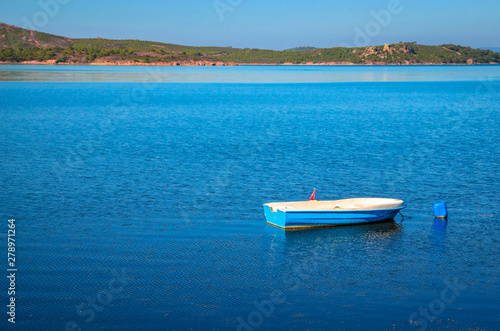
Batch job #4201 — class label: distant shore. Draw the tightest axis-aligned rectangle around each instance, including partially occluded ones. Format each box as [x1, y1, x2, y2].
[2, 22, 499, 67]
[1, 60, 497, 66]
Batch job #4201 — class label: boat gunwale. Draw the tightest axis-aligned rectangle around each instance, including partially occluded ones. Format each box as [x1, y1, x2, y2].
[280, 206, 405, 213]
[263, 198, 405, 213]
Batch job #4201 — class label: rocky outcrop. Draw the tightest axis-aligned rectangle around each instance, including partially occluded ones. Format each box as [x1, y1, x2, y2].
[363, 46, 378, 57]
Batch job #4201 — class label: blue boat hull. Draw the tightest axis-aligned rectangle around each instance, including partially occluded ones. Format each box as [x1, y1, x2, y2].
[263, 205, 401, 229]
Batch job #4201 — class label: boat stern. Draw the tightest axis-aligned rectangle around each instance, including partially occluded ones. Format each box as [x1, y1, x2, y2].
[263, 204, 287, 228]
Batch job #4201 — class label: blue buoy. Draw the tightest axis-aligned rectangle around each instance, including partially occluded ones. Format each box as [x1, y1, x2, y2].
[433, 201, 448, 218]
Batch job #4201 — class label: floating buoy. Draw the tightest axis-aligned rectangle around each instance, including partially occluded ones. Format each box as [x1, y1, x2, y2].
[433, 201, 448, 218]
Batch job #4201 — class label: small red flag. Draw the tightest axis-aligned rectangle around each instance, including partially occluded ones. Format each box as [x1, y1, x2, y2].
[309, 188, 316, 201]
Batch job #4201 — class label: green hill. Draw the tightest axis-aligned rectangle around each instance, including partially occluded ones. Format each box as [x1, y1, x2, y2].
[0, 22, 72, 48]
[1, 23, 499, 65]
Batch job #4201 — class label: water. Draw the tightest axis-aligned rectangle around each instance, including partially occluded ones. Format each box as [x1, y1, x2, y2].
[0, 65, 499, 330]
[1, 64, 500, 83]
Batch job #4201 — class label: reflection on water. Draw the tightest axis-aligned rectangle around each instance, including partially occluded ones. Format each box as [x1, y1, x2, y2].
[432, 218, 448, 252]
[1, 64, 500, 82]
[432, 218, 448, 235]
[264, 220, 402, 247]
[265, 221, 404, 279]
[283, 220, 401, 241]
[280, 221, 403, 263]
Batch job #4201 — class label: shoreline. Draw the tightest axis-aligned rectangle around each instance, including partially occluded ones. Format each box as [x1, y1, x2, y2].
[1, 61, 498, 66]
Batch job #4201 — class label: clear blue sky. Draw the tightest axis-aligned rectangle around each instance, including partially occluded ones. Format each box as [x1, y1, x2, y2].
[1, 0, 499, 50]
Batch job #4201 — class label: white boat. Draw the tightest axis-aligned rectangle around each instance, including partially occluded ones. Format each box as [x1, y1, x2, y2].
[263, 197, 404, 229]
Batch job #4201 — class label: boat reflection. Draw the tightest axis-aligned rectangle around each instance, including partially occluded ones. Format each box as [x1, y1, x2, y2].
[263, 220, 405, 293]
[265, 219, 403, 248]
[284, 220, 401, 239]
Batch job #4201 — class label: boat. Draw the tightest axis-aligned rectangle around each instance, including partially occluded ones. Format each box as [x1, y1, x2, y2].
[263, 197, 404, 229]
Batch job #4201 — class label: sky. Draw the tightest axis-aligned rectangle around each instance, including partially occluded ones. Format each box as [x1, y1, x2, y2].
[0, 0, 499, 50]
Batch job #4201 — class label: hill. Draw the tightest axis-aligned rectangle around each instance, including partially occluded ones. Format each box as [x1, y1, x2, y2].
[1, 23, 499, 65]
[0, 22, 72, 48]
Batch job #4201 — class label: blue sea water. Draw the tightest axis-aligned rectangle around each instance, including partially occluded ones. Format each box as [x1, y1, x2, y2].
[0, 65, 499, 330]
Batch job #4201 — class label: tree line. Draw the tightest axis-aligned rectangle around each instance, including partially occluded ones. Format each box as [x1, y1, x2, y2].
[1, 43, 499, 64]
